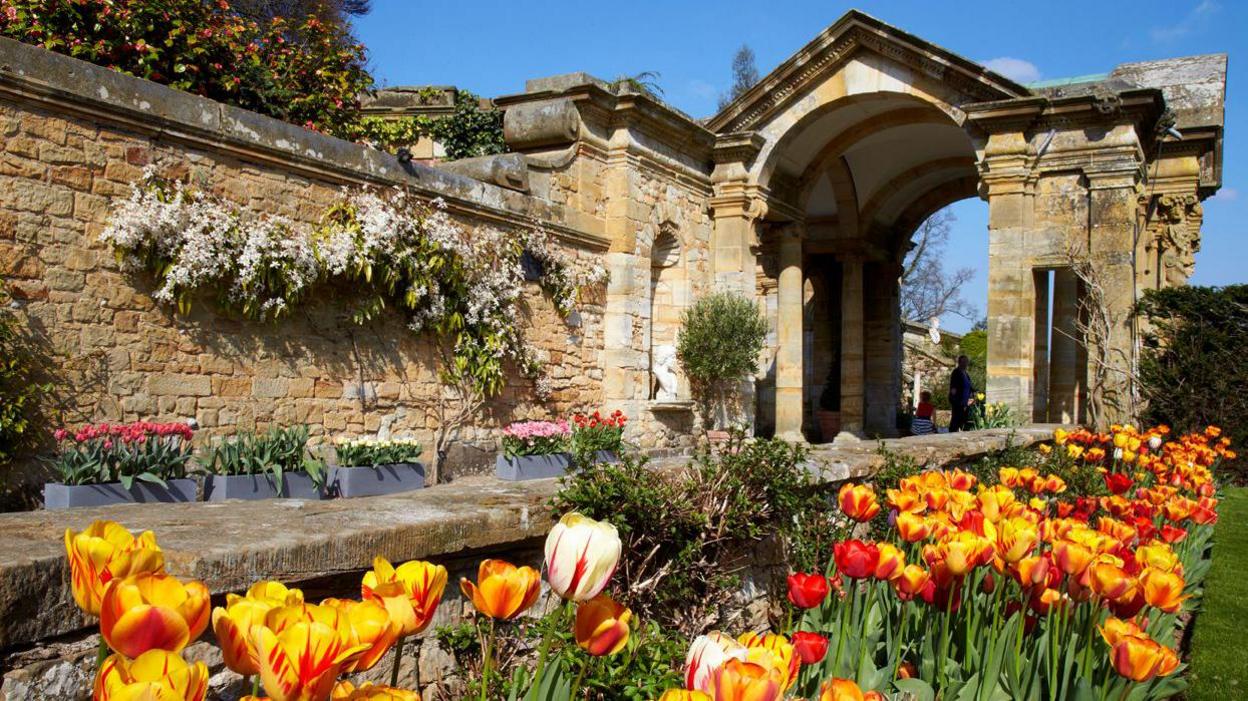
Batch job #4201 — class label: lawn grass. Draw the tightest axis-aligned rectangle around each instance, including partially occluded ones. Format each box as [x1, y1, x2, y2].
[1186, 487, 1248, 700]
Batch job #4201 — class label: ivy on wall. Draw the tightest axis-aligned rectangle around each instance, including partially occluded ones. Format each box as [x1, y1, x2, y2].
[101, 174, 606, 396]
[348, 90, 507, 160]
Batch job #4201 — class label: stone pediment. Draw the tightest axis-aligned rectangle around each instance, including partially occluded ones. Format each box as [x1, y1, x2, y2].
[708, 9, 1030, 134]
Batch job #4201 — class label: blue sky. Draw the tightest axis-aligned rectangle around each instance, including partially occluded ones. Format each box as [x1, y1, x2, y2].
[354, 0, 1244, 333]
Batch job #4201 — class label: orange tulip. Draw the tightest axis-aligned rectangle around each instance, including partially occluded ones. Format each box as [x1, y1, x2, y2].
[1052, 540, 1095, 576]
[100, 573, 210, 658]
[838, 483, 880, 522]
[459, 559, 540, 620]
[1110, 635, 1180, 682]
[708, 658, 782, 701]
[1134, 544, 1181, 573]
[331, 681, 419, 700]
[894, 512, 931, 542]
[321, 598, 401, 673]
[1088, 562, 1136, 602]
[874, 543, 906, 581]
[819, 678, 866, 701]
[64, 520, 164, 617]
[1099, 616, 1147, 647]
[738, 632, 798, 692]
[658, 691, 712, 701]
[254, 621, 370, 701]
[1140, 568, 1187, 613]
[996, 517, 1039, 563]
[212, 581, 304, 676]
[574, 594, 631, 656]
[94, 649, 209, 701]
[893, 564, 930, 601]
[361, 557, 448, 637]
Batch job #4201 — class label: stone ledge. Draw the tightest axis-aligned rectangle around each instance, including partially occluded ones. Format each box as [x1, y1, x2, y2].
[0, 426, 1056, 652]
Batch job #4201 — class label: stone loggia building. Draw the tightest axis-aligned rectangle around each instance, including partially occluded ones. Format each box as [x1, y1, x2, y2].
[0, 10, 1227, 473]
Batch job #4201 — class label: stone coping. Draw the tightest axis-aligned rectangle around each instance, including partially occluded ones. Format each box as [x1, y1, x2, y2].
[0, 36, 609, 251]
[0, 426, 1057, 651]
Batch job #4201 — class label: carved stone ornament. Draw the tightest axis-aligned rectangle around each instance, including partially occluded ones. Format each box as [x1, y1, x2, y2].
[1148, 193, 1203, 287]
[652, 343, 679, 400]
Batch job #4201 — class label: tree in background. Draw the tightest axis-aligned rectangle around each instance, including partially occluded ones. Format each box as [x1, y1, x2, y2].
[1137, 285, 1247, 480]
[901, 209, 976, 325]
[718, 44, 760, 110]
[229, 0, 371, 24]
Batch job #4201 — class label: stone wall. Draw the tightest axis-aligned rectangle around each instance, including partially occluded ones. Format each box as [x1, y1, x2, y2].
[0, 38, 617, 495]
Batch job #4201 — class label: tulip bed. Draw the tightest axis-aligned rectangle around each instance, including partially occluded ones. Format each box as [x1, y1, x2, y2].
[58, 424, 1231, 700]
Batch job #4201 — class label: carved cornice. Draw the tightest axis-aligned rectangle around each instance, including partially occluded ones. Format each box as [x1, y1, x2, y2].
[709, 11, 1026, 134]
[713, 131, 767, 166]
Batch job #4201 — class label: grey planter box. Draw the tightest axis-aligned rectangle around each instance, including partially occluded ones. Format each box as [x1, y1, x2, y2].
[591, 450, 620, 464]
[495, 453, 573, 481]
[203, 471, 326, 501]
[44, 479, 197, 510]
[332, 463, 425, 498]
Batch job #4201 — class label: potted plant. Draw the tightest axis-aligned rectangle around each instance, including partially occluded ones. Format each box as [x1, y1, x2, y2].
[331, 438, 425, 498]
[495, 419, 572, 481]
[570, 410, 626, 464]
[676, 292, 767, 441]
[200, 425, 328, 500]
[44, 422, 197, 509]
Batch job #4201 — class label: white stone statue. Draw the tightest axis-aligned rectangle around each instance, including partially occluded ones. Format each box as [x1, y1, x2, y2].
[652, 344, 678, 400]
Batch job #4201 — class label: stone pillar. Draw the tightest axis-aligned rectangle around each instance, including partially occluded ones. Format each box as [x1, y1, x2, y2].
[710, 188, 761, 298]
[864, 262, 903, 436]
[1048, 267, 1081, 424]
[775, 229, 804, 441]
[981, 129, 1037, 418]
[838, 255, 865, 435]
[1086, 171, 1141, 425]
[1031, 270, 1051, 422]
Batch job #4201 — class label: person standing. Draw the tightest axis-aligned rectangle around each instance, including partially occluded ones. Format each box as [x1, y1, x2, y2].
[948, 355, 976, 432]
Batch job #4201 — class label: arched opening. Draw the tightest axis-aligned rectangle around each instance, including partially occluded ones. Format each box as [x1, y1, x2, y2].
[649, 228, 684, 401]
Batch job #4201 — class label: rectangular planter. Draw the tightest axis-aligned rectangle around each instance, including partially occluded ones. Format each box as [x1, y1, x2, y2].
[331, 463, 425, 498]
[203, 471, 326, 501]
[495, 453, 573, 481]
[44, 479, 197, 510]
[591, 450, 620, 464]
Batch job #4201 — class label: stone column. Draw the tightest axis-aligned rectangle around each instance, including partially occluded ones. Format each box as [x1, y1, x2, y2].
[775, 228, 804, 441]
[1031, 269, 1051, 422]
[838, 254, 865, 435]
[864, 262, 903, 436]
[1048, 267, 1081, 424]
[981, 130, 1037, 418]
[1086, 171, 1141, 425]
[710, 187, 761, 298]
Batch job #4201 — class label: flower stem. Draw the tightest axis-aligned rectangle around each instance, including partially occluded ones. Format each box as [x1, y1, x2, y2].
[480, 618, 496, 701]
[391, 635, 406, 687]
[95, 637, 109, 669]
[252, 675, 261, 697]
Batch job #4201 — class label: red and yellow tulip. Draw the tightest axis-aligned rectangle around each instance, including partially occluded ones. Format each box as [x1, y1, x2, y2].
[360, 557, 447, 637]
[99, 572, 210, 658]
[574, 594, 631, 656]
[253, 621, 370, 701]
[65, 520, 164, 617]
[94, 649, 209, 701]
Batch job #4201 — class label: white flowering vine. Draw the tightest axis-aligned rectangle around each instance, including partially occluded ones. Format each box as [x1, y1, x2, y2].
[102, 173, 608, 395]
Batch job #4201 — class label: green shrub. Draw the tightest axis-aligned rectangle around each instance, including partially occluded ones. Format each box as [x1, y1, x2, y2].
[0, 282, 49, 467]
[333, 438, 422, 467]
[0, 0, 371, 136]
[1137, 285, 1247, 480]
[551, 436, 844, 633]
[677, 292, 766, 428]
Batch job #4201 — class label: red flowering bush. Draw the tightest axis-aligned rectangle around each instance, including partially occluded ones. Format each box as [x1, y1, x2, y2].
[51, 421, 195, 488]
[0, 0, 371, 136]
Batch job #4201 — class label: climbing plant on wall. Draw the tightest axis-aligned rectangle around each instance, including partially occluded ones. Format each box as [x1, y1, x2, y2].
[349, 90, 507, 160]
[100, 173, 606, 396]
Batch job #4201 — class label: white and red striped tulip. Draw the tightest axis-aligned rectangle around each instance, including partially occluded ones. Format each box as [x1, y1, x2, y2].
[684, 631, 747, 692]
[544, 512, 622, 601]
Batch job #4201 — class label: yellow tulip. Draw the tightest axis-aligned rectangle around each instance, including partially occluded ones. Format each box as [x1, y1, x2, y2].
[573, 594, 631, 656]
[658, 691, 712, 701]
[544, 512, 622, 601]
[1140, 568, 1187, 613]
[738, 632, 798, 692]
[361, 557, 448, 637]
[460, 559, 541, 620]
[331, 681, 419, 700]
[253, 621, 371, 701]
[996, 517, 1039, 563]
[321, 598, 401, 673]
[100, 573, 210, 658]
[64, 520, 164, 617]
[94, 649, 209, 701]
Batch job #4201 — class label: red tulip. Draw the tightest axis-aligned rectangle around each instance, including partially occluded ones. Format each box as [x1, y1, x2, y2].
[790, 631, 829, 665]
[786, 573, 829, 609]
[833, 540, 879, 580]
[1104, 472, 1133, 495]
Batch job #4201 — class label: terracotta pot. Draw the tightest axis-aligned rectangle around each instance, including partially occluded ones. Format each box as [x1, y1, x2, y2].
[706, 429, 731, 444]
[816, 410, 841, 442]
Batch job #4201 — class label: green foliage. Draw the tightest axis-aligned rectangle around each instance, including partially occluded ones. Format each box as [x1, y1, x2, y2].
[332, 438, 422, 467]
[0, 0, 372, 136]
[199, 425, 327, 491]
[958, 329, 987, 394]
[50, 423, 195, 489]
[0, 282, 49, 466]
[677, 292, 767, 391]
[1137, 285, 1247, 480]
[350, 89, 507, 161]
[552, 435, 845, 632]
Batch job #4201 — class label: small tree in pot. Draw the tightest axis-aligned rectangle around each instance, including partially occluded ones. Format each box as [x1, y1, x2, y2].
[676, 292, 767, 436]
